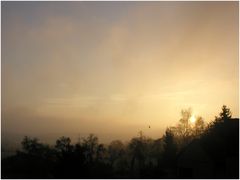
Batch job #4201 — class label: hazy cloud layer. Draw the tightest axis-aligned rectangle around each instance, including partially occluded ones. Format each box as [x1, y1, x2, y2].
[2, 2, 238, 142]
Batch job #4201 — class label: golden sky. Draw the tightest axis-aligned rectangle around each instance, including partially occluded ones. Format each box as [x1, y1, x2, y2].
[2, 2, 239, 142]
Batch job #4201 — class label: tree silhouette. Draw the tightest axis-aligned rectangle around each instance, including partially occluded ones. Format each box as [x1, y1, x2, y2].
[55, 136, 73, 154]
[128, 131, 147, 176]
[171, 108, 193, 138]
[81, 134, 99, 163]
[219, 105, 232, 120]
[1, 105, 238, 179]
[170, 108, 205, 147]
[21, 136, 41, 154]
[96, 143, 106, 162]
[193, 116, 205, 137]
[21, 136, 52, 158]
[108, 140, 125, 166]
[161, 128, 177, 166]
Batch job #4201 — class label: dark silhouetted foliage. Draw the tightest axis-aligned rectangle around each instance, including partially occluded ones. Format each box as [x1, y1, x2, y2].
[1, 105, 239, 178]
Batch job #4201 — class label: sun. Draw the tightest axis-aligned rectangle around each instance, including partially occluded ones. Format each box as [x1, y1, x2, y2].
[190, 115, 196, 124]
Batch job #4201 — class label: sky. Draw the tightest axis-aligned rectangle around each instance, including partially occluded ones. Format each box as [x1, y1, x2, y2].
[1, 2, 239, 143]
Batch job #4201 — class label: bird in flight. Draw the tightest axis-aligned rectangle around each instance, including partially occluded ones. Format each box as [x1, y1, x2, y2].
[149, 125, 151, 129]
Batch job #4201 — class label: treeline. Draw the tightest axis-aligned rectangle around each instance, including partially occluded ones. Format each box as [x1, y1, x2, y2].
[1, 105, 239, 178]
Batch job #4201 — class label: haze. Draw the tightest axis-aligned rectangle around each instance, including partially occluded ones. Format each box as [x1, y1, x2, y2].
[2, 2, 238, 143]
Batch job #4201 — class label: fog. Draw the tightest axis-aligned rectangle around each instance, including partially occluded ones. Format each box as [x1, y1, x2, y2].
[2, 2, 238, 144]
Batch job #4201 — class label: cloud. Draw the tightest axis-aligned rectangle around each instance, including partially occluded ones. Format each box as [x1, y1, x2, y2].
[2, 2, 238, 140]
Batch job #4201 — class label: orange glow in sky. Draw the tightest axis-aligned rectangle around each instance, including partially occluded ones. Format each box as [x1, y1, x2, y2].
[2, 2, 239, 142]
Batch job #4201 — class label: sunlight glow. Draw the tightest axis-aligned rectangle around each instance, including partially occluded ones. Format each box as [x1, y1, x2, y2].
[1, 2, 238, 142]
[190, 115, 196, 124]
